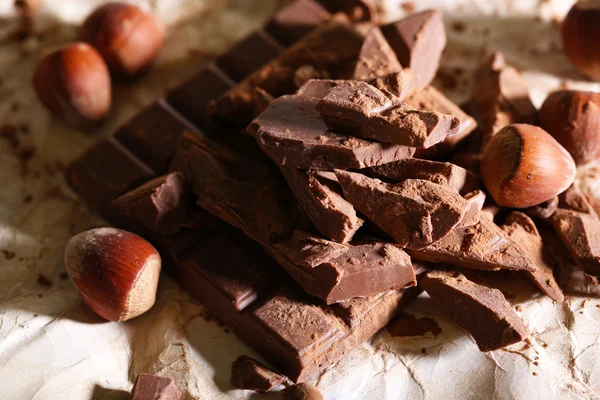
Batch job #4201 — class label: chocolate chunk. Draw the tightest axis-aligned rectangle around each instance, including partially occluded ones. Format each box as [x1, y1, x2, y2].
[316, 81, 461, 148]
[248, 94, 414, 170]
[365, 71, 416, 100]
[131, 374, 181, 400]
[461, 190, 486, 228]
[408, 216, 538, 272]
[284, 383, 324, 400]
[501, 212, 563, 301]
[319, 0, 377, 22]
[381, 10, 446, 90]
[388, 313, 442, 337]
[112, 172, 195, 235]
[230, 355, 286, 392]
[281, 167, 363, 243]
[473, 52, 537, 150]
[523, 196, 558, 219]
[420, 270, 530, 351]
[352, 27, 402, 80]
[264, 0, 331, 46]
[366, 158, 480, 195]
[336, 171, 468, 248]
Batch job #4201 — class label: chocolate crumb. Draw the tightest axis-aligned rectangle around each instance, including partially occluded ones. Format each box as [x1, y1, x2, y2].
[401, 2, 415, 13]
[2, 249, 16, 260]
[515, 305, 523, 312]
[421, 347, 427, 354]
[533, 372, 538, 376]
[23, 194, 33, 203]
[37, 294, 42, 298]
[451, 21, 466, 32]
[534, 361, 539, 366]
[579, 311, 584, 314]
[36, 274, 52, 287]
[33, 314, 38, 317]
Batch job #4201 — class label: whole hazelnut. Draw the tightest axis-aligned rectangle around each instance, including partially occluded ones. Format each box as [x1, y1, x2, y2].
[33, 43, 111, 127]
[481, 124, 576, 208]
[539, 90, 600, 165]
[283, 383, 323, 400]
[562, 1, 600, 81]
[80, 3, 164, 79]
[64, 227, 161, 322]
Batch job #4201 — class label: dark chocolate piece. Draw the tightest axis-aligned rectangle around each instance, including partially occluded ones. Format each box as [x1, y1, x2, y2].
[248, 94, 414, 170]
[501, 212, 564, 302]
[131, 374, 181, 400]
[336, 171, 468, 248]
[420, 270, 530, 352]
[264, 0, 331, 46]
[352, 27, 402, 80]
[381, 10, 446, 90]
[524, 196, 558, 219]
[281, 167, 363, 243]
[230, 355, 286, 392]
[284, 383, 324, 400]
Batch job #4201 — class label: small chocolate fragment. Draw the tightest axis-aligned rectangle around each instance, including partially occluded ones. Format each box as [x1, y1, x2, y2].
[335, 171, 468, 248]
[352, 27, 402, 80]
[388, 313, 442, 337]
[230, 355, 286, 392]
[501, 212, 564, 302]
[461, 190, 486, 228]
[131, 373, 181, 400]
[473, 52, 537, 150]
[248, 94, 414, 170]
[284, 383, 324, 400]
[381, 10, 446, 90]
[281, 167, 363, 243]
[420, 270, 530, 352]
[316, 81, 461, 148]
[112, 173, 194, 235]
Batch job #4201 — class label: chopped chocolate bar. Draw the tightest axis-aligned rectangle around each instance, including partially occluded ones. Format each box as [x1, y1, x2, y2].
[352, 27, 402, 80]
[336, 171, 468, 248]
[501, 212, 564, 302]
[420, 270, 530, 351]
[284, 382, 324, 400]
[131, 373, 181, 400]
[248, 94, 415, 170]
[280, 167, 363, 243]
[230, 355, 286, 392]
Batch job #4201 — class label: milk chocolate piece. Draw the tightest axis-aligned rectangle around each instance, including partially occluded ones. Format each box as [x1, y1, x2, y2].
[230, 355, 286, 392]
[408, 216, 537, 272]
[524, 196, 558, 219]
[461, 190, 486, 228]
[112, 172, 194, 235]
[281, 167, 363, 243]
[131, 374, 181, 400]
[366, 71, 416, 100]
[501, 212, 564, 302]
[316, 81, 461, 148]
[352, 27, 402, 80]
[473, 52, 537, 149]
[421, 270, 530, 352]
[319, 0, 377, 22]
[248, 94, 414, 170]
[264, 0, 331, 46]
[336, 171, 468, 248]
[381, 10, 446, 90]
[284, 383, 324, 400]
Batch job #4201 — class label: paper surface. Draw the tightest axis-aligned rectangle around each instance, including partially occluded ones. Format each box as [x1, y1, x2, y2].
[0, 0, 599, 399]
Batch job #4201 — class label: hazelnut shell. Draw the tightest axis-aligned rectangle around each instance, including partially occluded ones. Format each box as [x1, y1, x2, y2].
[562, 1, 600, 81]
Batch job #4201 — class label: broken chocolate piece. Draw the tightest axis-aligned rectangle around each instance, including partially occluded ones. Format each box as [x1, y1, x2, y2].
[388, 313, 442, 337]
[420, 270, 530, 352]
[461, 190, 486, 228]
[381, 10, 446, 90]
[281, 167, 363, 243]
[501, 212, 564, 302]
[336, 171, 468, 248]
[523, 196, 558, 219]
[284, 383, 324, 400]
[352, 27, 402, 80]
[131, 373, 181, 400]
[230, 355, 286, 392]
[264, 0, 331, 46]
[316, 81, 461, 148]
[365, 71, 416, 100]
[248, 94, 414, 170]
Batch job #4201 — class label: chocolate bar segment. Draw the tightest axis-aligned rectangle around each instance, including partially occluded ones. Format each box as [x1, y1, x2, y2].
[230, 355, 286, 392]
[131, 374, 181, 400]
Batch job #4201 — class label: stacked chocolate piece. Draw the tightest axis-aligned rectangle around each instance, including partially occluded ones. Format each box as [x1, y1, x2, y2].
[65, 0, 598, 386]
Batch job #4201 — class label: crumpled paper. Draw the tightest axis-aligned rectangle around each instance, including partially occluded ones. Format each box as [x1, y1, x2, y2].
[0, 0, 599, 399]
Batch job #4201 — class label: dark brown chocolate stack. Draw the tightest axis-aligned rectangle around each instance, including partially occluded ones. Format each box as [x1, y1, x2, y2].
[65, 0, 584, 389]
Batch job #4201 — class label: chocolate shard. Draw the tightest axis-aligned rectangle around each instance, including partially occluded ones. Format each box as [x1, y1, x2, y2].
[272, 231, 416, 304]
[248, 94, 414, 170]
[461, 190, 486, 228]
[352, 27, 402, 80]
[408, 216, 538, 272]
[366, 158, 480, 195]
[318, 0, 377, 22]
[381, 10, 446, 90]
[284, 382, 324, 400]
[316, 81, 461, 148]
[230, 355, 286, 392]
[131, 373, 181, 400]
[112, 172, 195, 235]
[335, 171, 468, 248]
[473, 52, 537, 150]
[420, 270, 530, 352]
[281, 167, 364, 243]
[501, 212, 564, 302]
[551, 185, 600, 275]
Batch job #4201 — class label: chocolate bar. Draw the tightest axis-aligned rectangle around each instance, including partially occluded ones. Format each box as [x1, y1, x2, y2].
[230, 355, 286, 392]
[131, 374, 181, 400]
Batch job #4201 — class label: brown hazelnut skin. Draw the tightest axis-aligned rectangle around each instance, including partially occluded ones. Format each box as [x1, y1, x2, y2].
[80, 3, 164, 79]
[562, 1, 600, 81]
[481, 124, 576, 209]
[64, 227, 161, 322]
[33, 43, 111, 128]
[283, 383, 324, 400]
[539, 90, 600, 165]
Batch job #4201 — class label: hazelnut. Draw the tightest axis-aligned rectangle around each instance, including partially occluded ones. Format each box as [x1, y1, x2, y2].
[562, 1, 600, 81]
[80, 3, 164, 79]
[539, 90, 600, 165]
[32, 43, 111, 127]
[283, 383, 323, 400]
[64, 227, 161, 322]
[481, 124, 576, 208]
